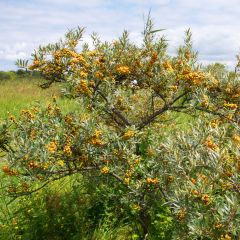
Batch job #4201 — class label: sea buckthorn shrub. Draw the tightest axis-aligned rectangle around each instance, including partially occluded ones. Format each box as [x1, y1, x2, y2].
[2, 18, 240, 239]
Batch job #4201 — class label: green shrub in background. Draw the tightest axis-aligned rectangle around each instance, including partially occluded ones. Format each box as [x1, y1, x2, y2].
[1, 16, 240, 239]
[0, 71, 11, 81]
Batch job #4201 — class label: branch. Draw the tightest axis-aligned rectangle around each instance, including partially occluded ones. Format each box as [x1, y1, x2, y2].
[137, 106, 168, 130]
[137, 91, 190, 130]
[97, 90, 131, 127]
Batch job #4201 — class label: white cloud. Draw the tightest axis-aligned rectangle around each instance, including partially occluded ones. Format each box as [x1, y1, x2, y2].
[0, 0, 239, 70]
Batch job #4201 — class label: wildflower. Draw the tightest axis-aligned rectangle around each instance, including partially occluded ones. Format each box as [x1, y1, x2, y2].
[89, 80, 95, 87]
[169, 85, 178, 91]
[80, 80, 88, 92]
[100, 166, 109, 174]
[134, 156, 141, 165]
[55, 106, 61, 114]
[125, 170, 132, 178]
[94, 130, 102, 138]
[78, 155, 88, 162]
[47, 104, 53, 114]
[43, 162, 50, 170]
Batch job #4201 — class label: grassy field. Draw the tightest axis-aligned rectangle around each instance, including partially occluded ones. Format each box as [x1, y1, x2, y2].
[0, 77, 80, 121]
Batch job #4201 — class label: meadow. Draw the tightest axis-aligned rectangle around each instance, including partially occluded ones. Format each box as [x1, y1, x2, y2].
[0, 73, 79, 121]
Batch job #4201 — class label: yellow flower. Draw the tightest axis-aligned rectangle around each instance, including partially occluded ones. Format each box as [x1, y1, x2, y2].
[100, 166, 109, 174]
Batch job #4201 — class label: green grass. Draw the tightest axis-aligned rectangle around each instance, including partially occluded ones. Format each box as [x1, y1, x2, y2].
[0, 77, 80, 122]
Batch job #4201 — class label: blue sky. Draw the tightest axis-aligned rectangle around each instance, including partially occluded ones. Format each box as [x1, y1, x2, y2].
[0, 0, 240, 70]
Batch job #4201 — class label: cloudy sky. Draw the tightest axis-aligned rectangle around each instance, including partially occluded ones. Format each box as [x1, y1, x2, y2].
[0, 0, 239, 70]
